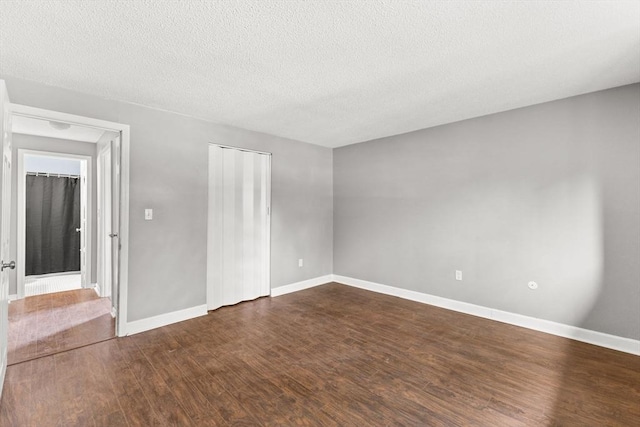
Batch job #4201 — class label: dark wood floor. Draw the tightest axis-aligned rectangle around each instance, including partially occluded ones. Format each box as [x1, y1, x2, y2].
[8, 288, 115, 365]
[1, 283, 638, 426]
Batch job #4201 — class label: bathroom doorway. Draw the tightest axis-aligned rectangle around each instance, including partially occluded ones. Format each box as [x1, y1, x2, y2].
[7, 112, 121, 364]
[18, 151, 89, 297]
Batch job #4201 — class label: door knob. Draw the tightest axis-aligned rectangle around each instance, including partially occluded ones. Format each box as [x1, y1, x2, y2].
[1, 260, 15, 271]
[109, 233, 118, 238]
[76, 228, 81, 232]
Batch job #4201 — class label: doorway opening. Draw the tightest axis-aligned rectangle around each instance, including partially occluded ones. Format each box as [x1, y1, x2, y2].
[17, 151, 90, 298]
[5, 107, 127, 365]
[96, 135, 118, 317]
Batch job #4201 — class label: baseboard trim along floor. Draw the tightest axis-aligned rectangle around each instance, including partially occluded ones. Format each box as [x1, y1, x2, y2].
[271, 275, 334, 297]
[124, 304, 208, 336]
[332, 275, 640, 356]
[271, 274, 639, 356]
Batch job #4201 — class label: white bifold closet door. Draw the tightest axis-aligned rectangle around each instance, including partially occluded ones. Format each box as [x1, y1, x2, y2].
[207, 144, 271, 311]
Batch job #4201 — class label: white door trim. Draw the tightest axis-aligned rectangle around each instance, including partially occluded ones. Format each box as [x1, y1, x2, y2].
[10, 103, 130, 337]
[97, 143, 112, 299]
[17, 150, 92, 297]
[0, 80, 12, 399]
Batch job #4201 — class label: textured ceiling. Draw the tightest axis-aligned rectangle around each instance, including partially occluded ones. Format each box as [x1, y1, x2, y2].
[1, 1, 639, 148]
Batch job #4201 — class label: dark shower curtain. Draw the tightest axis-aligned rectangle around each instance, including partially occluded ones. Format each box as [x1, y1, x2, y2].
[25, 175, 81, 276]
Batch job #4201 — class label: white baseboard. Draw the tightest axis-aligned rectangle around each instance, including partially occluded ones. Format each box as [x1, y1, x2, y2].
[8, 294, 17, 302]
[332, 275, 640, 356]
[124, 304, 208, 336]
[271, 274, 333, 297]
[93, 283, 101, 297]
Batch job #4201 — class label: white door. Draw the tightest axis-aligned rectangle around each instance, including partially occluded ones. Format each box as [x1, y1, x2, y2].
[207, 145, 271, 311]
[110, 136, 120, 316]
[0, 80, 14, 397]
[79, 159, 88, 287]
[97, 144, 112, 298]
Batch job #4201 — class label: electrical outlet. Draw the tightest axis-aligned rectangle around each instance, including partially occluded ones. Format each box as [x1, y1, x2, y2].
[298, 259, 303, 267]
[455, 270, 462, 281]
[145, 209, 153, 220]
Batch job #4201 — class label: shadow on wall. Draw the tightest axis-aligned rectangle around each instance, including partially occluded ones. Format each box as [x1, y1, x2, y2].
[470, 170, 640, 424]
[546, 173, 640, 424]
[437, 171, 640, 424]
[343, 160, 639, 423]
[331, 84, 640, 424]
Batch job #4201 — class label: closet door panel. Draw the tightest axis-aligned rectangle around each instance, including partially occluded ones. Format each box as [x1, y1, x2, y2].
[257, 153, 269, 296]
[207, 145, 270, 311]
[206, 146, 224, 310]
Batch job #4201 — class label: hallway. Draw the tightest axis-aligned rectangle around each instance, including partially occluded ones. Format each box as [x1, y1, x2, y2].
[8, 288, 114, 365]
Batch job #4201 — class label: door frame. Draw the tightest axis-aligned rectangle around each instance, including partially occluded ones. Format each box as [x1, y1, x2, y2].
[0, 81, 12, 399]
[17, 150, 91, 297]
[97, 141, 112, 301]
[9, 103, 130, 337]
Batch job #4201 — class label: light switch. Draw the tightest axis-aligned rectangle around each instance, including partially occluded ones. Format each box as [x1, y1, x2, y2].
[145, 209, 153, 220]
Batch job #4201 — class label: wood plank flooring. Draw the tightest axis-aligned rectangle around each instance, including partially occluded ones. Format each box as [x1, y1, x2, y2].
[1, 283, 638, 426]
[8, 288, 115, 365]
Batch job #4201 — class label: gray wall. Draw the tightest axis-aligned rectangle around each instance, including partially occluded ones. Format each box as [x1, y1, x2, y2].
[4, 75, 636, 341]
[334, 84, 640, 340]
[9, 134, 98, 294]
[3, 76, 333, 322]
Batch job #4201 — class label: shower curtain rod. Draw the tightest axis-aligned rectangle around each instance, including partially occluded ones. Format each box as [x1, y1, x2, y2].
[26, 171, 80, 179]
